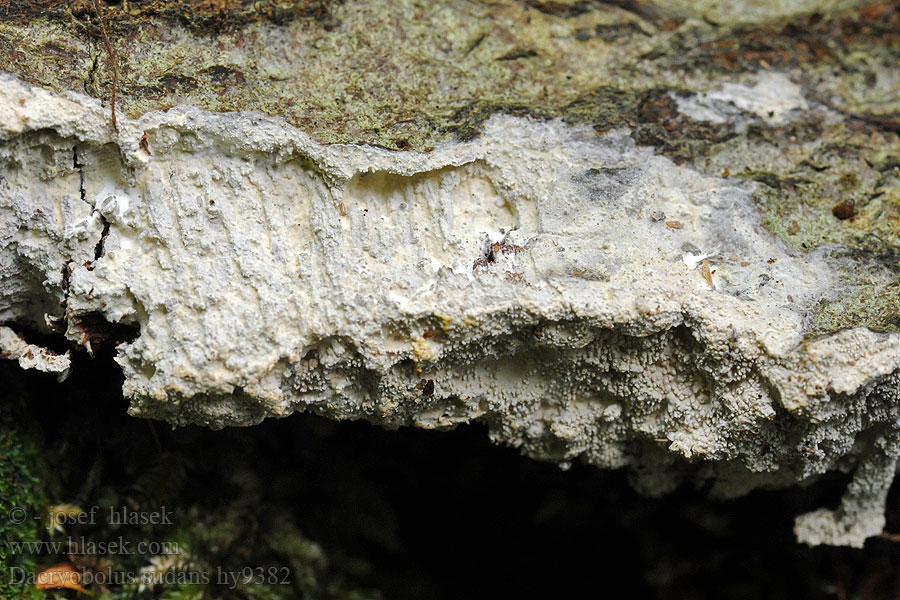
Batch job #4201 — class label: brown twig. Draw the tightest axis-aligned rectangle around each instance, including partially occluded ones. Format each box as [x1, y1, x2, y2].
[878, 531, 900, 543]
[146, 420, 163, 454]
[90, 0, 118, 133]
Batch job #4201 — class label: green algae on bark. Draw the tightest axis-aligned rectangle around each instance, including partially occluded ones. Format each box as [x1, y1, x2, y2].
[807, 281, 900, 339]
[1, 0, 899, 150]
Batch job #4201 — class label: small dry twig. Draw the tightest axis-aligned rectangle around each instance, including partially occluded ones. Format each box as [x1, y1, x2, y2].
[701, 260, 715, 289]
[90, 0, 119, 133]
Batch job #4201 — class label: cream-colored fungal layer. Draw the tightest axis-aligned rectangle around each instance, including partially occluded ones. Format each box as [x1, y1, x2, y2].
[2, 73, 899, 547]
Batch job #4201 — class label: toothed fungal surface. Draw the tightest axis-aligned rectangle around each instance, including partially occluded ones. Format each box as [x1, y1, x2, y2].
[2, 70, 900, 549]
